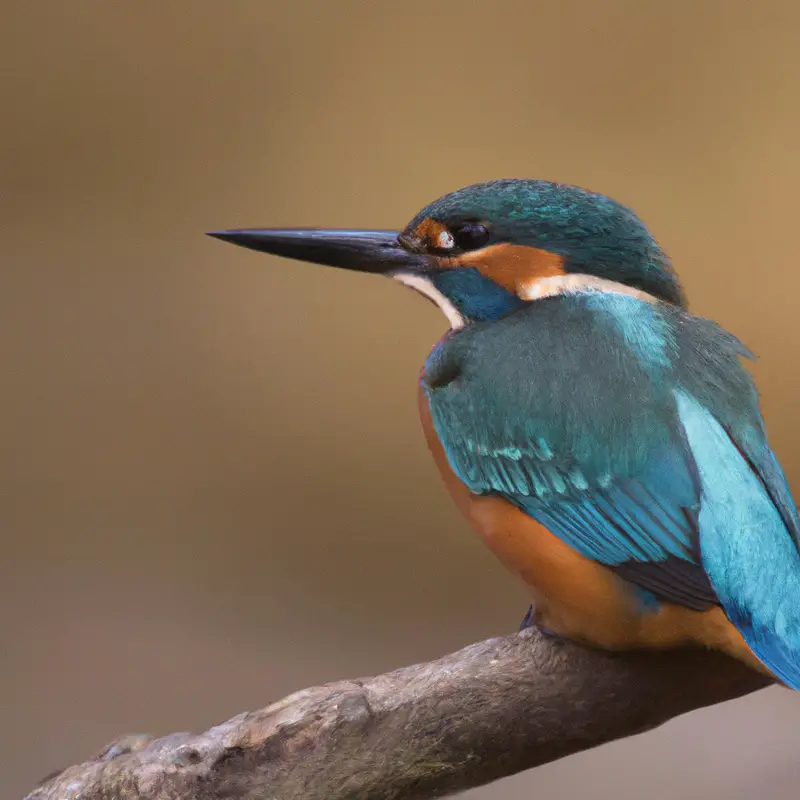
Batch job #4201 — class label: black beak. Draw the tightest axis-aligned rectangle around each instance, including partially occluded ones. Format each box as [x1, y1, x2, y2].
[206, 228, 430, 275]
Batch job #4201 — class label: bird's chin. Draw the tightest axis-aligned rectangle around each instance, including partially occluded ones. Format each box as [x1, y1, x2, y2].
[390, 271, 465, 330]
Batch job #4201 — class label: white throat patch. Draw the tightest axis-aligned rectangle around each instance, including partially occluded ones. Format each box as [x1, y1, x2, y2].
[517, 273, 658, 304]
[392, 272, 465, 329]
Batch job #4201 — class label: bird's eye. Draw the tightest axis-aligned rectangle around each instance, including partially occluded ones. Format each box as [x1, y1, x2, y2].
[453, 222, 490, 251]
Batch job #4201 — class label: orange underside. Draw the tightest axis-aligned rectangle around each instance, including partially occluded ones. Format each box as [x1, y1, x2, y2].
[417, 380, 768, 675]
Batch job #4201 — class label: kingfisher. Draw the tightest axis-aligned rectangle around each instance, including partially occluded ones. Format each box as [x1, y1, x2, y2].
[209, 179, 800, 689]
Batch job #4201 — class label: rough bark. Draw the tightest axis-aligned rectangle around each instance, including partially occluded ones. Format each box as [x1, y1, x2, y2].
[26, 627, 771, 800]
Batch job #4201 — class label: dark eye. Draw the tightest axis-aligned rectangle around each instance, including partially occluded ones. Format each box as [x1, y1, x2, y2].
[453, 222, 490, 251]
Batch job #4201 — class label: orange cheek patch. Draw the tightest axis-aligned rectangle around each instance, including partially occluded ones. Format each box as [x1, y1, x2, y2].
[452, 243, 565, 294]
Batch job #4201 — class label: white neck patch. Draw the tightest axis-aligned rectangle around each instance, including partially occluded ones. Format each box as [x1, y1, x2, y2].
[392, 272, 465, 329]
[518, 273, 658, 304]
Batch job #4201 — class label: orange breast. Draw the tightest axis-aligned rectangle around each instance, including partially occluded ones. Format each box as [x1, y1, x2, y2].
[417, 379, 645, 639]
[417, 378, 765, 667]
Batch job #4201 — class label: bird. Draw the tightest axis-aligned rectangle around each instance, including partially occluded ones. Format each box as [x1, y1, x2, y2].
[208, 178, 800, 689]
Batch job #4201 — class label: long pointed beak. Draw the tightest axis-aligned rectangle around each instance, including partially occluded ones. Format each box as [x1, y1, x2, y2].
[206, 228, 430, 274]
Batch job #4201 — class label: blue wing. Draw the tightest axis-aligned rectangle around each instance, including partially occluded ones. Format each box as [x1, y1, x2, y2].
[424, 294, 800, 685]
[676, 390, 800, 688]
[424, 295, 713, 608]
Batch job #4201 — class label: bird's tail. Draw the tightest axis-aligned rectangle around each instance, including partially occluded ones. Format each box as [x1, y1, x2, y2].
[676, 391, 800, 689]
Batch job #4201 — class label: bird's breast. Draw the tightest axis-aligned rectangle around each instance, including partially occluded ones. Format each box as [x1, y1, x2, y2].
[416, 376, 761, 663]
[417, 378, 642, 631]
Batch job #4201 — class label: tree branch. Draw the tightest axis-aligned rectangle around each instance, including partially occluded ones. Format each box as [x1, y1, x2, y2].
[26, 628, 771, 800]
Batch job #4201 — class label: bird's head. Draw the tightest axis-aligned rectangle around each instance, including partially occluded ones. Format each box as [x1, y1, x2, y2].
[209, 179, 685, 329]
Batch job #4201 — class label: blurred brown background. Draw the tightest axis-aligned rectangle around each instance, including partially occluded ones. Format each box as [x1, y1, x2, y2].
[3, 2, 800, 797]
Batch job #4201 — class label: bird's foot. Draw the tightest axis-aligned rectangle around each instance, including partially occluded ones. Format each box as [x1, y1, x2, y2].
[518, 604, 567, 639]
[519, 604, 535, 631]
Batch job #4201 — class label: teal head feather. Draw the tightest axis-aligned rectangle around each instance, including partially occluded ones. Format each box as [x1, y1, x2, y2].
[401, 179, 685, 316]
[208, 178, 686, 325]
